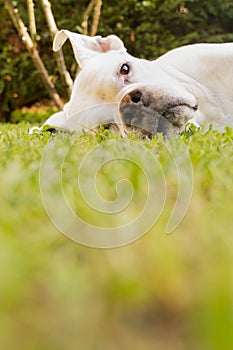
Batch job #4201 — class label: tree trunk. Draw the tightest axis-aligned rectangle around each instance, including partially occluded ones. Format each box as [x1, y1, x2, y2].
[91, 0, 102, 36]
[40, 0, 73, 96]
[4, 0, 64, 110]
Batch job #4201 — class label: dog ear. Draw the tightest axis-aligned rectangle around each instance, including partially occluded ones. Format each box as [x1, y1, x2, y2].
[53, 30, 126, 68]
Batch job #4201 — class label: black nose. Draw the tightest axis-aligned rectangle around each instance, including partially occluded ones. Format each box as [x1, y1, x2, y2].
[129, 90, 142, 103]
[127, 89, 149, 107]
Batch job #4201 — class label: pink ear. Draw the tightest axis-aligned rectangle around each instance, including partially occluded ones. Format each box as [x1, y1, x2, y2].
[53, 30, 126, 68]
[96, 35, 126, 52]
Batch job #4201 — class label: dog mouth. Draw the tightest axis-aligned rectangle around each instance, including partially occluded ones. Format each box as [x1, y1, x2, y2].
[161, 103, 198, 128]
[119, 104, 178, 138]
[120, 88, 198, 136]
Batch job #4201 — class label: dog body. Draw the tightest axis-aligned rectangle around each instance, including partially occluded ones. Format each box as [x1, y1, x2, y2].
[42, 30, 233, 135]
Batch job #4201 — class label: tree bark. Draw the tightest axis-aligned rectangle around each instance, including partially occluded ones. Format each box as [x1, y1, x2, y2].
[91, 0, 102, 36]
[27, 0, 37, 45]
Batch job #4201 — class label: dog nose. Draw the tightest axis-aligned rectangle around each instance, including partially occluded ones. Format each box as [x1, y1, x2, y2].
[123, 89, 149, 107]
[129, 90, 142, 103]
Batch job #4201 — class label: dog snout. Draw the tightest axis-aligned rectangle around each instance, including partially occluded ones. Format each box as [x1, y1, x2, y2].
[122, 89, 150, 107]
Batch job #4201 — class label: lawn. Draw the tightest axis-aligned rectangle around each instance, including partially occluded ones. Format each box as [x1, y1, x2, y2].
[0, 121, 233, 350]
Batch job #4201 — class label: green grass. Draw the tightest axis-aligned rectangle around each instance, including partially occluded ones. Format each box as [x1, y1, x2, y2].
[0, 121, 233, 350]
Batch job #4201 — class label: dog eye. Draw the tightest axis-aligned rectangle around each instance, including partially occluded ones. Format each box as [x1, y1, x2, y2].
[120, 63, 130, 75]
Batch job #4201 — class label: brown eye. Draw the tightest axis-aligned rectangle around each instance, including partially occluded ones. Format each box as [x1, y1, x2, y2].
[120, 63, 130, 75]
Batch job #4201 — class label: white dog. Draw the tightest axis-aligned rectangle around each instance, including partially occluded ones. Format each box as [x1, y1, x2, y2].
[34, 29, 233, 136]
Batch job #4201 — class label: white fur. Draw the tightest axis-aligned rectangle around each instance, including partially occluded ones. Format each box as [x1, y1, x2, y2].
[38, 30, 233, 133]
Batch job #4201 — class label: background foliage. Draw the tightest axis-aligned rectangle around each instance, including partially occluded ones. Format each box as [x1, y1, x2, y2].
[1, 0, 233, 121]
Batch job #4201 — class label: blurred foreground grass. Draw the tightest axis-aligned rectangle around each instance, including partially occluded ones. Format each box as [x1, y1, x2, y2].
[0, 122, 233, 350]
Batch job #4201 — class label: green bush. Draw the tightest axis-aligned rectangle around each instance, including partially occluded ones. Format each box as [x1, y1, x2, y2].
[10, 108, 57, 124]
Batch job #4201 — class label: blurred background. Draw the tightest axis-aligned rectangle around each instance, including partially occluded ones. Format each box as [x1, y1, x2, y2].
[1, 0, 233, 122]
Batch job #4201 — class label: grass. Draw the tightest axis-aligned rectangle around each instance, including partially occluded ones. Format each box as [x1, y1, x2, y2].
[0, 120, 233, 350]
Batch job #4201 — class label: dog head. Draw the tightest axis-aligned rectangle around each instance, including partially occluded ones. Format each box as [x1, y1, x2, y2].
[53, 30, 198, 135]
